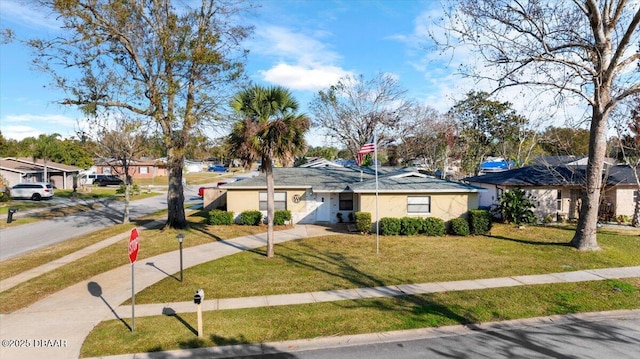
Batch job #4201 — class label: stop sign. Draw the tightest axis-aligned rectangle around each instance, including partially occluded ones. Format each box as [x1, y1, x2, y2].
[129, 228, 139, 263]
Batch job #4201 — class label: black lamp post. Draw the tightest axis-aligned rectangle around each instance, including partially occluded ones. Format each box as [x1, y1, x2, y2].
[176, 233, 184, 282]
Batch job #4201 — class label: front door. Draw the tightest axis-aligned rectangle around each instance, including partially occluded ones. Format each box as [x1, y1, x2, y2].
[316, 194, 330, 222]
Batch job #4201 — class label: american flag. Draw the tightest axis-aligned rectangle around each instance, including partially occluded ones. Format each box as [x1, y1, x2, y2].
[356, 137, 376, 165]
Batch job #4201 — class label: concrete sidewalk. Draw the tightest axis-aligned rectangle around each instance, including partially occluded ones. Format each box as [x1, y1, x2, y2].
[115, 266, 640, 319]
[0, 225, 334, 359]
[1, 223, 639, 359]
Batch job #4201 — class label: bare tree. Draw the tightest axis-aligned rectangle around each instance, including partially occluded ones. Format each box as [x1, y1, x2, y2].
[436, 0, 640, 250]
[309, 73, 413, 160]
[397, 105, 459, 175]
[28, 0, 253, 229]
[90, 115, 147, 224]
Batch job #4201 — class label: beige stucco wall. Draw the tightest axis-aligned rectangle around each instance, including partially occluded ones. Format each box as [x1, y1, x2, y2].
[358, 192, 478, 221]
[225, 188, 310, 223]
[614, 186, 636, 218]
[226, 189, 259, 217]
[0, 171, 21, 188]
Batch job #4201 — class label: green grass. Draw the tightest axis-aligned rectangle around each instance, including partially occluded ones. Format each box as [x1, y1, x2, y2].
[0, 202, 103, 229]
[132, 224, 640, 304]
[80, 278, 640, 357]
[0, 216, 289, 313]
[0, 200, 57, 214]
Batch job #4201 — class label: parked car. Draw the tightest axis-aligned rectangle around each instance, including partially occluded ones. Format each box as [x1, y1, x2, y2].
[208, 165, 229, 172]
[94, 175, 124, 186]
[10, 182, 54, 201]
[78, 173, 104, 185]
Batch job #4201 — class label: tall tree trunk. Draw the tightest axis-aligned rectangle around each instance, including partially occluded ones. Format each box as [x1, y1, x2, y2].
[123, 174, 131, 224]
[264, 157, 275, 258]
[571, 110, 607, 251]
[166, 152, 187, 229]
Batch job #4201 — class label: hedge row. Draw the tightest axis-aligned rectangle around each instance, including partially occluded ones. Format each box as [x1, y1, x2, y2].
[358, 209, 492, 237]
[379, 216, 446, 236]
[208, 209, 292, 226]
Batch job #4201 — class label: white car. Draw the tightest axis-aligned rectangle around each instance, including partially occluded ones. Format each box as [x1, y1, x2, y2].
[10, 182, 54, 201]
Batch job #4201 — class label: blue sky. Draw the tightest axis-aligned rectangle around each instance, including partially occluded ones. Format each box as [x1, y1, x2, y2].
[0, 0, 480, 147]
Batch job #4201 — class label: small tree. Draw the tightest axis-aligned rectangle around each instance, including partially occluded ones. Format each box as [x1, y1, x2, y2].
[496, 188, 536, 226]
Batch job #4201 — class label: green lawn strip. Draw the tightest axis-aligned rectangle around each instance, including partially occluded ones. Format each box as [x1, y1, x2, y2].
[0, 190, 160, 228]
[0, 201, 57, 214]
[0, 202, 103, 229]
[0, 222, 281, 313]
[80, 278, 640, 357]
[0, 219, 153, 281]
[131, 224, 640, 304]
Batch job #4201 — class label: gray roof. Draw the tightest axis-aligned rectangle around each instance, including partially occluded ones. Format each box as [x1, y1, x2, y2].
[223, 167, 484, 193]
[465, 164, 637, 187]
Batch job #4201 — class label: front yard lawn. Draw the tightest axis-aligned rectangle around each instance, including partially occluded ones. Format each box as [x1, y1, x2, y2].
[80, 224, 640, 357]
[132, 224, 640, 304]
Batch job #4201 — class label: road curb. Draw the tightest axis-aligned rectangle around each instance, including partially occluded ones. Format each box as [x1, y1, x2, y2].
[85, 309, 640, 359]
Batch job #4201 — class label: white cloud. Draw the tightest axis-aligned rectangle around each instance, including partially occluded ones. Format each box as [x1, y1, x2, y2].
[260, 63, 350, 91]
[250, 25, 352, 91]
[2, 125, 42, 140]
[0, 1, 62, 31]
[3, 113, 77, 127]
[1, 113, 84, 140]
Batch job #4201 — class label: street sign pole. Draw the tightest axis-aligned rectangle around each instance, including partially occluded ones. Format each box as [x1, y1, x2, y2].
[131, 262, 135, 332]
[129, 228, 139, 332]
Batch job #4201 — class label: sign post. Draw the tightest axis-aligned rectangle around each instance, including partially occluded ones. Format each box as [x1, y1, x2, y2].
[129, 228, 139, 332]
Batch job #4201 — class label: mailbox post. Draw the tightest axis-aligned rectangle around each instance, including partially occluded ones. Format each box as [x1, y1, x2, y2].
[7, 207, 18, 223]
[194, 289, 204, 338]
[176, 233, 184, 282]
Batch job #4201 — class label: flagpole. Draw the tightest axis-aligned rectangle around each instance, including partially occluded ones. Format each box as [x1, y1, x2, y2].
[374, 132, 379, 255]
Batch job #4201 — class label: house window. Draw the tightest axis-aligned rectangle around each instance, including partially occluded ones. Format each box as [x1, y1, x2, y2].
[140, 166, 148, 174]
[259, 192, 287, 210]
[339, 192, 353, 211]
[557, 190, 562, 211]
[407, 196, 430, 214]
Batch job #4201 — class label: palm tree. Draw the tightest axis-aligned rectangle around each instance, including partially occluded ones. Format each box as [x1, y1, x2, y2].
[229, 85, 310, 258]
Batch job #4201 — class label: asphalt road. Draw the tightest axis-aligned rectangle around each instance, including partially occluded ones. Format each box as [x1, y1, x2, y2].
[0, 185, 202, 261]
[248, 312, 640, 359]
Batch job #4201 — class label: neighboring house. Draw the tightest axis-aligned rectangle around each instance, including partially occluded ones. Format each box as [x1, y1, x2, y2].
[0, 158, 83, 189]
[465, 164, 639, 222]
[185, 160, 205, 173]
[220, 166, 485, 225]
[95, 159, 168, 179]
[530, 155, 617, 167]
[299, 157, 344, 168]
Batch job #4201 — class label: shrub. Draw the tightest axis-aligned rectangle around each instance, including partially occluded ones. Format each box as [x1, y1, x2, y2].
[116, 183, 140, 195]
[422, 217, 446, 236]
[496, 187, 536, 225]
[616, 214, 630, 224]
[400, 217, 423, 236]
[379, 217, 401, 235]
[355, 211, 372, 234]
[449, 217, 470, 236]
[468, 209, 493, 235]
[0, 174, 9, 202]
[273, 210, 292, 225]
[238, 210, 263, 226]
[208, 210, 234, 225]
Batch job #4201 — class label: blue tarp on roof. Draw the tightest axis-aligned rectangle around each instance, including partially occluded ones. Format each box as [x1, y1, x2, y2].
[480, 159, 512, 171]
